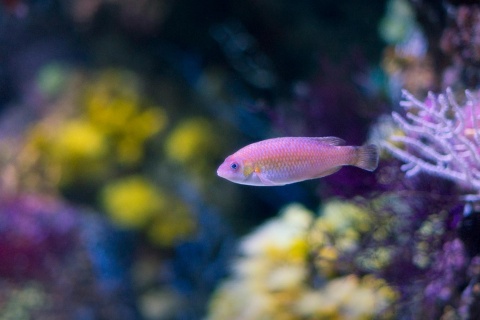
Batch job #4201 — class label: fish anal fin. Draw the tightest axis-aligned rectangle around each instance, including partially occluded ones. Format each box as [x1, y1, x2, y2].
[310, 137, 346, 146]
[312, 166, 342, 179]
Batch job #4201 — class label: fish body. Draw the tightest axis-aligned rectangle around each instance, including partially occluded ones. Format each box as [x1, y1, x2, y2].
[216, 137, 379, 186]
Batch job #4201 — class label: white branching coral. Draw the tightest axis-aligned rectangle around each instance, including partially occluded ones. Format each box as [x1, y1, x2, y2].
[383, 88, 480, 190]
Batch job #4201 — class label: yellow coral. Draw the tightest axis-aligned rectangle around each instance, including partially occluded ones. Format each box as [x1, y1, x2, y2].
[208, 204, 316, 320]
[295, 275, 398, 319]
[356, 246, 393, 271]
[311, 200, 373, 256]
[239, 204, 313, 260]
[101, 176, 166, 229]
[315, 245, 339, 278]
[288, 238, 309, 263]
[320, 200, 372, 234]
[207, 203, 398, 320]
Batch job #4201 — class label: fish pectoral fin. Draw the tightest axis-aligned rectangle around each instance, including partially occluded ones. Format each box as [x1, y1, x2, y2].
[312, 166, 342, 179]
[257, 173, 282, 186]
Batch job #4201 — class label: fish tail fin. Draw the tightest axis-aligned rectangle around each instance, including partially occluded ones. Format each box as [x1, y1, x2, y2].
[354, 144, 379, 171]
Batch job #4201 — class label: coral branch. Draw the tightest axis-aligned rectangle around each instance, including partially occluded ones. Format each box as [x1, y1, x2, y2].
[383, 88, 480, 191]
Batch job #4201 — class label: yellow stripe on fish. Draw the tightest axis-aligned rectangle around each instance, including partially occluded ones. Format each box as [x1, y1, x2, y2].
[217, 137, 379, 186]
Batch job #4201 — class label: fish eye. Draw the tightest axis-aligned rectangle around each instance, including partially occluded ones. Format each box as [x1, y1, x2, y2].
[230, 162, 239, 171]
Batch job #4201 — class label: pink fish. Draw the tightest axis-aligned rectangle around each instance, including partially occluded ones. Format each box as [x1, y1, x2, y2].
[217, 137, 379, 186]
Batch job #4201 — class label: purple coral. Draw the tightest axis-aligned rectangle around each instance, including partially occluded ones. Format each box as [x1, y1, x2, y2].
[421, 239, 468, 319]
[0, 194, 140, 318]
[0, 194, 79, 279]
[459, 256, 480, 319]
[424, 239, 468, 303]
[383, 88, 480, 192]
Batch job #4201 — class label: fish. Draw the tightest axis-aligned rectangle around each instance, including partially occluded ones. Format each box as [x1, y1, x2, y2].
[216, 137, 379, 186]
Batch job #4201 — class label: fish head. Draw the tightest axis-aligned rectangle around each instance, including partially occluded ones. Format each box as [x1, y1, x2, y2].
[217, 155, 252, 183]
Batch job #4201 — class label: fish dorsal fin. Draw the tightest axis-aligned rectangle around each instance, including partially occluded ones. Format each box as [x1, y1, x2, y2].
[310, 137, 346, 146]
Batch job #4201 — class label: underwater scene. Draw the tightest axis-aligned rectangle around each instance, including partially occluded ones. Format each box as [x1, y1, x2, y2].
[1, 0, 480, 319]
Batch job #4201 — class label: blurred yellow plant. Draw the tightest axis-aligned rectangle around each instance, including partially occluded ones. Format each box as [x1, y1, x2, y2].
[0, 66, 199, 248]
[24, 118, 109, 186]
[101, 176, 166, 228]
[13, 68, 167, 190]
[53, 120, 107, 160]
[147, 199, 196, 247]
[83, 69, 167, 166]
[101, 176, 196, 246]
[164, 117, 222, 176]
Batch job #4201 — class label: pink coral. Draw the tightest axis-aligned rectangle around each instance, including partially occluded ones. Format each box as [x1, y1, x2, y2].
[383, 88, 480, 191]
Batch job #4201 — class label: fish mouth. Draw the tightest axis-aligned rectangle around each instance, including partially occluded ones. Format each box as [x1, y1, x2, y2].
[216, 165, 226, 178]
